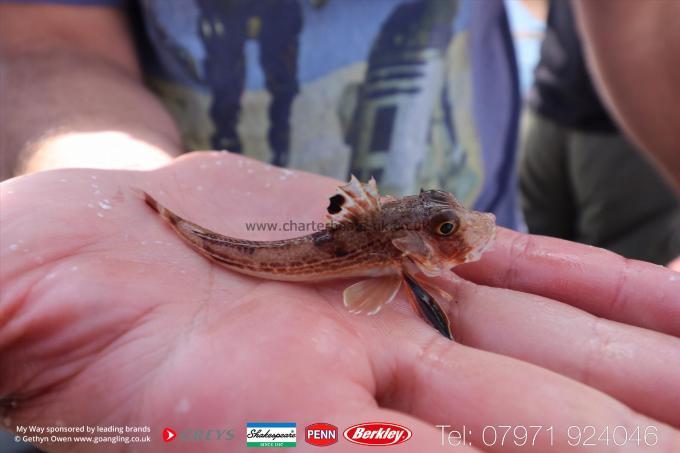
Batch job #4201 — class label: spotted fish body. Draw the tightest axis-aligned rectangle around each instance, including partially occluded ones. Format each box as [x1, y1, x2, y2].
[144, 177, 496, 339]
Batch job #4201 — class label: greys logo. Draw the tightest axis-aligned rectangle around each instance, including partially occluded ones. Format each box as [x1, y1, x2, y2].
[163, 428, 234, 442]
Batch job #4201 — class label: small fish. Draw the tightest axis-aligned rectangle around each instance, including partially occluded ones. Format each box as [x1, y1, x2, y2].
[143, 176, 496, 339]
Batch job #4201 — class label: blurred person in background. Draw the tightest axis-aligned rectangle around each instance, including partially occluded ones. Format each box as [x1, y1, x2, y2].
[519, 0, 680, 265]
[0, 0, 522, 228]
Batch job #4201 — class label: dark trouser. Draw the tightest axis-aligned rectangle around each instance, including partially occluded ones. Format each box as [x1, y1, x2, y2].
[199, 0, 301, 164]
[519, 108, 680, 265]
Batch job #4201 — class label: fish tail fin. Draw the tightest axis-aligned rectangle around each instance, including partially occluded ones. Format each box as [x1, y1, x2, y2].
[140, 191, 222, 253]
[142, 191, 183, 228]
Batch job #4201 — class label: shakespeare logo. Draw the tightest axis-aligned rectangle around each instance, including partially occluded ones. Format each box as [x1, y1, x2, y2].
[246, 422, 296, 448]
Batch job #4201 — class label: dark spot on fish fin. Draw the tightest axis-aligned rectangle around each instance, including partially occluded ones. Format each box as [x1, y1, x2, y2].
[334, 247, 348, 257]
[420, 188, 425, 194]
[327, 194, 345, 215]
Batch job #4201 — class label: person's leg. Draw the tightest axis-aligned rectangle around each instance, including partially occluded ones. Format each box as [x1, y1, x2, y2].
[197, 0, 247, 152]
[518, 108, 576, 239]
[258, 0, 302, 167]
[568, 129, 680, 264]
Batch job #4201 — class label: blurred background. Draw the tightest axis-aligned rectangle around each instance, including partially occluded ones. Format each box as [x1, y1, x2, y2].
[511, 0, 679, 266]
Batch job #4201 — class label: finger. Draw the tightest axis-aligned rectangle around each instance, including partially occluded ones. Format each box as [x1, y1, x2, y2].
[438, 276, 680, 427]
[371, 328, 680, 452]
[669, 256, 680, 272]
[284, 358, 481, 452]
[454, 228, 680, 336]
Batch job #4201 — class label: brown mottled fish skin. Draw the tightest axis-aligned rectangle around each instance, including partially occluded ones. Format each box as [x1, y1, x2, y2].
[143, 189, 494, 282]
[143, 193, 397, 281]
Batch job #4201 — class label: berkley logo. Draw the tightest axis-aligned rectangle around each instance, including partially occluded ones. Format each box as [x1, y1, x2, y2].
[343, 422, 412, 446]
[305, 423, 338, 447]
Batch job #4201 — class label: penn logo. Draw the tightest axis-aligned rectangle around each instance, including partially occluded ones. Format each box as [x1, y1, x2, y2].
[305, 423, 338, 447]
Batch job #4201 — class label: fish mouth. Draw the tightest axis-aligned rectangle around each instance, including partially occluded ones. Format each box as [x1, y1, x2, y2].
[462, 212, 496, 263]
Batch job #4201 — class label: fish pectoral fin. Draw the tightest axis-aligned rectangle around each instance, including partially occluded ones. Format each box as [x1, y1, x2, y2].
[343, 275, 402, 315]
[403, 273, 453, 340]
[393, 235, 440, 277]
[392, 231, 430, 255]
[402, 261, 453, 302]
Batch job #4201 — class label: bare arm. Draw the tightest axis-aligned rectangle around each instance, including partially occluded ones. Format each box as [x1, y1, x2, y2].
[574, 0, 680, 192]
[0, 4, 182, 180]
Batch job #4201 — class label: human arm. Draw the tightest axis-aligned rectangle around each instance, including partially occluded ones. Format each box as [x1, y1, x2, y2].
[0, 3, 182, 180]
[574, 0, 680, 192]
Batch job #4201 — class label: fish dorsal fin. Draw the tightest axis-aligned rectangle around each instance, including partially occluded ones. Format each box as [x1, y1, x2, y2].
[343, 275, 402, 315]
[326, 175, 381, 225]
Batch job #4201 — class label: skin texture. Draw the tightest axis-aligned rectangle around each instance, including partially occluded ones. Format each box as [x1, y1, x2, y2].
[2, 153, 680, 452]
[0, 4, 181, 180]
[574, 0, 680, 192]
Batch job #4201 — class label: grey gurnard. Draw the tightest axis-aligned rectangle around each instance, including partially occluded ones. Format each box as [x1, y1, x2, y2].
[143, 176, 496, 339]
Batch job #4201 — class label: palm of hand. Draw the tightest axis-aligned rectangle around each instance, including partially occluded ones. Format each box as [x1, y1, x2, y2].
[3, 154, 443, 449]
[2, 152, 680, 452]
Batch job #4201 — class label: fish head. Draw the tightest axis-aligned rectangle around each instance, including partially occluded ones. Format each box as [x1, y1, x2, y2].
[392, 190, 496, 273]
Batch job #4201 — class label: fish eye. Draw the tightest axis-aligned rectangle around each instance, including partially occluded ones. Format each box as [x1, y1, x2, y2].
[429, 211, 460, 236]
[437, 221, 458, 236]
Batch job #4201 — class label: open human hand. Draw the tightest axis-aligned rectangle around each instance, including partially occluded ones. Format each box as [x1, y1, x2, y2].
[1, 152, 679, 452]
